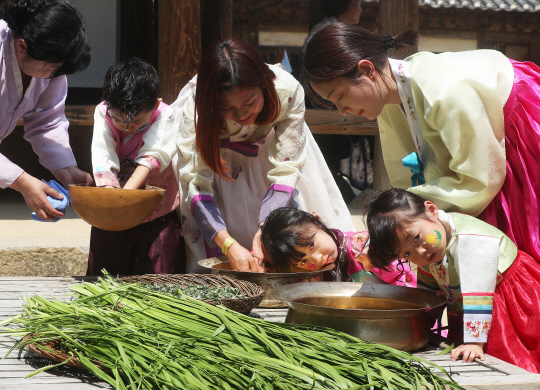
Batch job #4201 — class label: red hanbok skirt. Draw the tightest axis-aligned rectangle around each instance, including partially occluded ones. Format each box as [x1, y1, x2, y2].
[480, 59, 540, 263]
[485, 250, 540, 373]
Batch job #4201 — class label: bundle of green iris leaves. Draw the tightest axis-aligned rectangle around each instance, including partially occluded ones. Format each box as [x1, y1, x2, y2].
[0, 275, 464, 390]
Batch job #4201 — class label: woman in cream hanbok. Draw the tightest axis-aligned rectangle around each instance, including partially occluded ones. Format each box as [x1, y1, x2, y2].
[172, 38, 354, 272]
[300, 23, 540, 265]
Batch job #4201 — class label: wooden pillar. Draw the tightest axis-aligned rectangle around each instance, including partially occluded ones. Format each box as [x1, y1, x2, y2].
[477, 28, 487, 49]
[378, 0, 419, 59]
[248, 6, 260, 47]
[158, 0, 201, 104]
[530, 36, 540, 66]
[308, 0, 325, 33]
[201, 0, 233, 52]
[372, 0, 419, 191]
[121, 0, 155, 65]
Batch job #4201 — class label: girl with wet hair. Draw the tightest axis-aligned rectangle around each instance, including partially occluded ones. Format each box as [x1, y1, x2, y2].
[300, 23, 540, 267]
[366, 188, 540, 373]
[0, 0, 92, 220]
[259, 206, 416, 287]
[172, 38, 355, 273]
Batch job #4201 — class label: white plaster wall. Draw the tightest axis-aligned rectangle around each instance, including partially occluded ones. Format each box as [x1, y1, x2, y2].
[66, 0, 120, 88]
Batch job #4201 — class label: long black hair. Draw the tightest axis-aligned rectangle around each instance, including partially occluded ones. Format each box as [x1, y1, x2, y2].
[366, 189, 430, 269]
[102, 57, 160, 119]
[260, 207, 338, 273]
[1, 0, 91, 77]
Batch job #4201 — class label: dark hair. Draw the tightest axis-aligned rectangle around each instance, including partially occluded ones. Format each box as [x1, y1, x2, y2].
[260, 207, 338, 273]
[102, 57, 160, 119]
[321, 0, 355, 18]
[2, 0, 91, 77]
[195, 38, 281, 180]
[300, 23, 419, 108]
[366, 188, 429, 269]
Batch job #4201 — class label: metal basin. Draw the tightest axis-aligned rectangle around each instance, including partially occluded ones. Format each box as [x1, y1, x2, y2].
[198, 257, 335, 308]
[273, 282, 447, 351]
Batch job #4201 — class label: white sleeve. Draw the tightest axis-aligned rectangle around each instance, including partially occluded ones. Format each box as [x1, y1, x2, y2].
[136, 106, 177, 172]
[91, 105, 120, 174]
[452, 234, 499, 343]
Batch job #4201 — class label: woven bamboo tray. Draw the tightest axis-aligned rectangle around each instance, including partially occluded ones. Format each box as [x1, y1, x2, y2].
[23, 334, 105, 371]
[118, 273, 265, 314]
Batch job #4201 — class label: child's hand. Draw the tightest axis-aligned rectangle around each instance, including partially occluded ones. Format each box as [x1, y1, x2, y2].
[228, 242, 265, 273]
[450, 343, 485, 363]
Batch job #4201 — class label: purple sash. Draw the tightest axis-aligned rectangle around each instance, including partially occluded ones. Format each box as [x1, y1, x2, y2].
[220, 139, 259, 157]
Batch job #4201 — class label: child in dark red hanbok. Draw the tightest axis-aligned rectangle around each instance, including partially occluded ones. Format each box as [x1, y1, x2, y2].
[88, 58, 184, 276]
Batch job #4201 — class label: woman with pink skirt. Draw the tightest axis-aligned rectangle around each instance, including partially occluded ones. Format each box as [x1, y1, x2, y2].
[300, 23, 540, 372]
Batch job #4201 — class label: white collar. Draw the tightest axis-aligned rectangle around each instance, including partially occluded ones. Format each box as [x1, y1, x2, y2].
[437, 209, 455, 236]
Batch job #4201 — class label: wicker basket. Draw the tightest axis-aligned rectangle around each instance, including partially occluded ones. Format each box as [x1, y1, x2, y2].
[23, 334, 107, 371]
[118, 273, 265, 314]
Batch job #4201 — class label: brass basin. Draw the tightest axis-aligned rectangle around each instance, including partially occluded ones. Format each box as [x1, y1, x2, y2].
[198, 256, 335, 308]
[273, 282, 447, 351]
[69, 185, 165, 231]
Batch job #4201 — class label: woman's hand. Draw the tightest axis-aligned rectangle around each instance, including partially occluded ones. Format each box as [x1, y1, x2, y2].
[227, 241, 265, 273]
[251, 225, 266, 266]
[10, 172, 65, 221]
[450, 343, 485, 363]
[54, 166, 93, 187]
[214, 230, 265, 273]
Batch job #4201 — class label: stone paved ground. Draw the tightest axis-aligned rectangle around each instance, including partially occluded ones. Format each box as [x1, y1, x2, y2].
[0, 188, 380, 276]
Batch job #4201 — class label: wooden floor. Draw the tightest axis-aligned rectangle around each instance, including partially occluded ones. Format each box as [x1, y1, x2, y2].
[1, 276, 540, 390]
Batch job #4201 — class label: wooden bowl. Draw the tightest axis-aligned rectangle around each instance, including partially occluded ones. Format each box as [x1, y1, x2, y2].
[69, 185, 165, 231]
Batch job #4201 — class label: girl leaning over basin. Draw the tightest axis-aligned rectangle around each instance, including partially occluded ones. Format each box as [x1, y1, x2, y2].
[172, 38, 355, 273]
[300, 23, 540, 263]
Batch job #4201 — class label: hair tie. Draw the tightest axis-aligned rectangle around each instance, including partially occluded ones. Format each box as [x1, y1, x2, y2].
[384, 34, 395, 51]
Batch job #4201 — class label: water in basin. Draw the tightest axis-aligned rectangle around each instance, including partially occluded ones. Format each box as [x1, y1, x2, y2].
[294, 296, 424, 310]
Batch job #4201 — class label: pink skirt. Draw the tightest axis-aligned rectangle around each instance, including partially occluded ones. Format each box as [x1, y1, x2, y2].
[485, 250, 540, 373]
[479, 60, 540, 262]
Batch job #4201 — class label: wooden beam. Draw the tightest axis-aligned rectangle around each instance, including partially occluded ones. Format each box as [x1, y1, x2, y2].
[15, 106, 380, 136]
[158, 0, 201, 104]
[121, 0, 155, 65]
[305, 109, 378, 135]
[17, 106, 95, 127]
[202, 0, 233, 52]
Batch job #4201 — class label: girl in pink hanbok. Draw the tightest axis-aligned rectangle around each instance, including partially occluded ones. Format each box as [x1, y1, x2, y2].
[260, 207, 416, 286]
[0, 0, 92, 220]
[367, 188, 540, 373]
